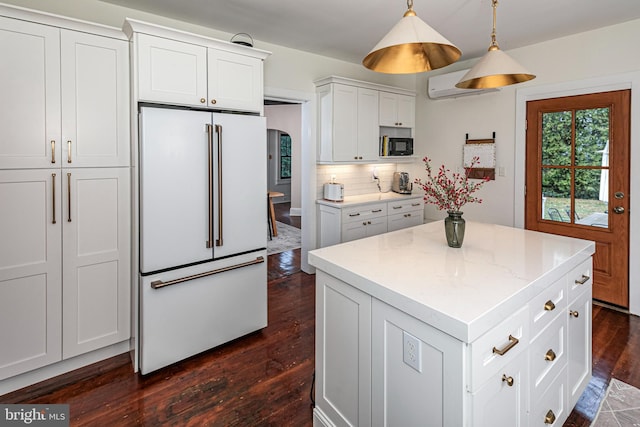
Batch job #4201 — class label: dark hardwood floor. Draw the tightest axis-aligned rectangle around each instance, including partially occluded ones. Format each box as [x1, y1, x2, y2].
[2, 202, 638, 426]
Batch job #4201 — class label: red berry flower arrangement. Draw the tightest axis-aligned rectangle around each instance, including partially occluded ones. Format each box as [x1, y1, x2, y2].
[414, 156, 489, 212]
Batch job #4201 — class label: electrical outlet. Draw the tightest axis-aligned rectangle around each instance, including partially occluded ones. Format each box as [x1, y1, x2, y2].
[403, 331, 422, 372]
[372, 168, 379, 182]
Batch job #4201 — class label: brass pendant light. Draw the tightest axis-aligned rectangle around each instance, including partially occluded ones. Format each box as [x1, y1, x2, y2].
[363, 0, 461, 74]
[456, 0, 535, 89]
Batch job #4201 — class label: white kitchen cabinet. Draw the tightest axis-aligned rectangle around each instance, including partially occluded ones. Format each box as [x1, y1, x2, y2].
[315, 76, 415, 163]
[136, 33, 208, 108]
[208, 48, 263, 113]
[379, 91, 415, 129]
[342, 215, 387, 243]
[128, 21, 269, 114]
[315, 271, 372, 427]
[61, 31, 130, 167]
[62, 168, 130, 359]
[387, 199, 423, 232]
[310, 222, 594, 427]
[0, 19, 129, 169]
[0, 17, 61, 169]
[0, 170, 62, 380]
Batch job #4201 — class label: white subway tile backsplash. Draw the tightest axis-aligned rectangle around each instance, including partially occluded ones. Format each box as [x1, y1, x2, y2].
[316, 163, 410, 199]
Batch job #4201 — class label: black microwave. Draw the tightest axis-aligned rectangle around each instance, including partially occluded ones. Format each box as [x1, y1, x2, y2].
[388, 138, 413, 156]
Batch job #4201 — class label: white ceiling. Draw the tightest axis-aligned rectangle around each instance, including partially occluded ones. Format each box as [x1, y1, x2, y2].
[101, 0, 640, 65]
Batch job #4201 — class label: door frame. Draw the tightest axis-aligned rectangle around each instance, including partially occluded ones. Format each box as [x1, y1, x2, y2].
[514, 71, 640, 315]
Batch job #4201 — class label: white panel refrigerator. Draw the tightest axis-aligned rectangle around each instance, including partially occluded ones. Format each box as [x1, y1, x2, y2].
[138, 106, 267, 374]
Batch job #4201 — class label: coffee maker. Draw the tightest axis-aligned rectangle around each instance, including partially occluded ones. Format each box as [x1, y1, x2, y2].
[391, 172, 412, 194]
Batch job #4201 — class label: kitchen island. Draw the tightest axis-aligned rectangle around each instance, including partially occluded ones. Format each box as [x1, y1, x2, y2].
[308, 221, 595, 427]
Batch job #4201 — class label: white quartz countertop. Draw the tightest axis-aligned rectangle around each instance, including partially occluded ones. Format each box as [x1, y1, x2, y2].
[317, 192, 422, 208]
[308, 221, 595, 343]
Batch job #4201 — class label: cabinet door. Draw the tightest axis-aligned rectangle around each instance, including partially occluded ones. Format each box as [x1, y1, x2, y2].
[332, 84, 359, 161]
[567, 287, 592, 410]
[366, 216, 388, 237]
[136, 33, 207, 107]
[315, 271, 372, 427]
[371, 299, 464, 427]
[396, 94, 415, 128]
[387, 210, 422, 232]
[342, 220, 368, 242]
[357, 88, 379, 161]
[0, 17, 60, 169]
[208, 48, 263, 113]
[471, 350, 529, 427]
[61, 31, 130, 167]
[0, 170, 62, 380]
[62, 168, 130, 359]
[378, 92, 399, 127]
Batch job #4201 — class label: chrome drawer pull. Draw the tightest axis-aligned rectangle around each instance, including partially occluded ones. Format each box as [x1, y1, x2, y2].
[150, 256, 264, 289]
[544, 300, 556, 311]
[570, 310, 579, 318]
[501, 374, 514, 387]
[544, 409, 556, 424]
[545, 349, 557, 362]
[492, 334, 519, 356]
[575, 274, 590, 285]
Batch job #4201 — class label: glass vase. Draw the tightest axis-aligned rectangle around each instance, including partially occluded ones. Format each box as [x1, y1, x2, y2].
[444, 211, 465, 248]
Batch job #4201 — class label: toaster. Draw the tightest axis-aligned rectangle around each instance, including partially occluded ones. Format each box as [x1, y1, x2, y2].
[392, 172, 413, 194]
[323, 182, 344, 201]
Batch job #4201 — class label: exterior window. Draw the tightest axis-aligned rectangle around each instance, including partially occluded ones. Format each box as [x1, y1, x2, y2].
[279, 133, 291, 180]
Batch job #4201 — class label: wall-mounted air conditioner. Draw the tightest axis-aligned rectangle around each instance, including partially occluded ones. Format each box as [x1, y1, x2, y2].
[427, 69, 499, 99]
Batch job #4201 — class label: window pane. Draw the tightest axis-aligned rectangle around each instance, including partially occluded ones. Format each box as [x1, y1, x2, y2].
[575, 107, 609, 166]
[575, 169, 608, 228]
[542, 111, 572, 166]
[542, 168, 570, 222]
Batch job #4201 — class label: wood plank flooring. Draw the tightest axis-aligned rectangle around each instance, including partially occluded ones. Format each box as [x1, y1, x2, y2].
[2, 201, 639, 426]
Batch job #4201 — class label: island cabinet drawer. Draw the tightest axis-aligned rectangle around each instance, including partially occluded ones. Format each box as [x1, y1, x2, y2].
[469, 305, 529, 391]
[530, 312, 566, 398]
[567, 258, 592, 301]
[341, 203, 387, 223]
[530, 275, 567, 340]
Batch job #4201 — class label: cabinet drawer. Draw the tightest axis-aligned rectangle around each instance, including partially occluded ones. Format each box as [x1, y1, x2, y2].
[469, 305, 529, 391]
[530, 275, 566, 340]
[530, 312, 566, 398]
[387, 199, 422, 214]
[531, 365, 567, 427]
[567, 258, 592, 301]
[342, 203, 387, 222]
[387, 210, 422, 232]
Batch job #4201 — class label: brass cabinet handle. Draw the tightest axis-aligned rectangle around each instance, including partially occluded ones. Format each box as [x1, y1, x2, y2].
[575, 274, 590, 285]
[215, 123, 223, 247]
[51, 173, 56, 224]
[544, 300, 556, 311]
[200, 98, 206, 104]
[211, 99, 217, 105]
[51, 140, 56, 163]
[67, 140, 72, 163]
[613, 206, 625, 214]
[570, 310, 579, 318]
[372, 209, 382, 213]
[501, 374, 514, 387]
[151, 256, 264, 289]
[349, 213, 361, 217]
[392, 205, 402, 209]
[363, 221, 367, 226]
[545, 349, 557, 362]
[492, 334, 519, 356]
[412, 203, 421, 207]
[544, 409, 556, 424]
[67, 173, 72, 222]
[206, 125, 214, 249]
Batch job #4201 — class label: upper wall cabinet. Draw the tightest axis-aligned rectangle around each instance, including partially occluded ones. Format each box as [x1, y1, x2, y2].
[0, 17, 130, 169]
[315, 76, 416, 164]
[125, 19, 270, 114]
[379, 91, 415, 128]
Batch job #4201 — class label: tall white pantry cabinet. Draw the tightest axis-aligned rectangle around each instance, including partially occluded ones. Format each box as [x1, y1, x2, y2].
[0, 7, 131, 389]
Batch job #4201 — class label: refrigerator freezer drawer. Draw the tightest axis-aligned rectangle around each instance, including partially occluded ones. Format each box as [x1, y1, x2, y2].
[139, 250, 267, 374]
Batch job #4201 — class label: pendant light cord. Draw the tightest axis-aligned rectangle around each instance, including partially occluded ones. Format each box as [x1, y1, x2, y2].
[489, 0, 500, 50]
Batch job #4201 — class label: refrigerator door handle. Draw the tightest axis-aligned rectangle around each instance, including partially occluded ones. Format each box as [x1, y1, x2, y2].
[215, 124, 223, 247]
[206, 124, 214, 249]
[150, 256, 265, 289]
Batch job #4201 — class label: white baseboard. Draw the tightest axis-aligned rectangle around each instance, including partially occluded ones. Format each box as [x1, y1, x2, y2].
[290, 207, 302, 217]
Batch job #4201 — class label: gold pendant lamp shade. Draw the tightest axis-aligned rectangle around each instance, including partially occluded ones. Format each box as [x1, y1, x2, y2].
[363, 0, 461, 74]
[456, 0, 535, 89]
